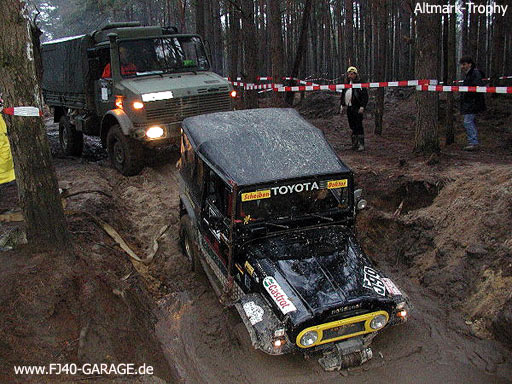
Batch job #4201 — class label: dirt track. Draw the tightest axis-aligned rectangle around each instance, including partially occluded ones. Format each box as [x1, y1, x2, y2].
[45, 101, 512, 383]
[2, 94, 511, 383]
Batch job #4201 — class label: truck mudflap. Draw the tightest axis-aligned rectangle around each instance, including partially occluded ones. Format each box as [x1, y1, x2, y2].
[235, 293, 294, 355]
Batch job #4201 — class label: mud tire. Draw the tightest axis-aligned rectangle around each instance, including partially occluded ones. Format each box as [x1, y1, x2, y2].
[180, 215, 200, 272]
[59, 115, 83, 156]
[106, 124, 144, 176]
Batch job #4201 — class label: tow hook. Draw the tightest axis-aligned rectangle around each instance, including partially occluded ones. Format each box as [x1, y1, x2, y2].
[317, 338, 373, 371]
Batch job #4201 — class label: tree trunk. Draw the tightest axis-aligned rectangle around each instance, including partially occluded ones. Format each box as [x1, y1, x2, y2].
[445, 5, 456, 145]
[228, 0, 241, 81]
[491, 13, 504, 86]
[374, 0, 387, 135]
[285, 0, 313, 105]
[414, 0, 440, 153]
[241, 0, 258, 108]
[195, 0, 205, 37]
[0, 1, 71, 251]
[269, 0, 284, 104]
[345, 0, 354, 66]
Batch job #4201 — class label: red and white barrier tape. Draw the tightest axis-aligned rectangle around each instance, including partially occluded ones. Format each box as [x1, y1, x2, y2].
[2, 107, 42, 117]
[275, 79, 438, 92]
[417, 85, 512, 93]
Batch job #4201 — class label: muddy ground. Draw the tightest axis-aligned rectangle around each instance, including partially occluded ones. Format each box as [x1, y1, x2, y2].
[1, 90, 511, 383]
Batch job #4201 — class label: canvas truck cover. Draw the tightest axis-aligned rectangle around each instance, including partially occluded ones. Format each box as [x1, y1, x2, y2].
[182, 108, 351, 186]
[41, 35, 93, 101]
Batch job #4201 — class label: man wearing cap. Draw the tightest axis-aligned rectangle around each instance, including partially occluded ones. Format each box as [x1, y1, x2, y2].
[339, 66, 368, 151]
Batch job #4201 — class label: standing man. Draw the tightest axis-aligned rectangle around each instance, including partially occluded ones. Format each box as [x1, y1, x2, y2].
[459, 56, 486, 151]
[340, 66, 368, 151]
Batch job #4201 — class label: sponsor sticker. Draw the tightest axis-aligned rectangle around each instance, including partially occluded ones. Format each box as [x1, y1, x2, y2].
[244, 261, 255, 276]
[327, 179, 348, 189]
[363, 266, 386, 296]
[241, 190, 271, 202]
[243, 301, 264, 325]
[263, 276, 297, 314]
[381, 278, 402, 296]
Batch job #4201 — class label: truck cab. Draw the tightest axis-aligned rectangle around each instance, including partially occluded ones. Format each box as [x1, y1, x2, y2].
[177, 108, 410, 371]
[41, 22, 234, 175]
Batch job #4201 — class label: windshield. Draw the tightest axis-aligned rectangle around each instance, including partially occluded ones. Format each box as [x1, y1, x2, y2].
[239, 178, 350, 223]
[118, 36, 209, 77]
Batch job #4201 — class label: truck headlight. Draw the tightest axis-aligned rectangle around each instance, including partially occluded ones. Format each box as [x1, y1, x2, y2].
[132, 101, 144, 110]
[146, 126, 164, 139]
[370, 314, 388, 330]
[300, 330, 318, 346]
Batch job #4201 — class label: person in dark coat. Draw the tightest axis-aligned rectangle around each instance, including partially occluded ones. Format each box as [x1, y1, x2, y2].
[459, 56, 486, 151]
[339, 66, 369, 151]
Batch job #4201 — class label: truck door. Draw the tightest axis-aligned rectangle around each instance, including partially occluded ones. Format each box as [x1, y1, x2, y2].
[201, 170, 230, 268]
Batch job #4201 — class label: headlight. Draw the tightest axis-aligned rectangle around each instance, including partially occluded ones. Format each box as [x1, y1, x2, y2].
[370, 314, 388, 330]
[132, 101, 144, 110]
[357, 199, 367, 210]
[300, 330, 318, 346]
[146, 126, 164, 139]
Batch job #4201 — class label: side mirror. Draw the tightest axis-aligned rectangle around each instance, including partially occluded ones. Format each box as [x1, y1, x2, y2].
[354, 189, 367, 210]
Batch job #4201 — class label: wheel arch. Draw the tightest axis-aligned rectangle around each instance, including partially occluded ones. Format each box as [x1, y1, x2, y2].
[100, 109, 134, 146]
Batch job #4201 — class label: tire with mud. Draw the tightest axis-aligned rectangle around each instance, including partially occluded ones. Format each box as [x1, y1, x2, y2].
[180, 215, 201, 272]
[59, 115, 83, 156]
[106, 124, 144, 176]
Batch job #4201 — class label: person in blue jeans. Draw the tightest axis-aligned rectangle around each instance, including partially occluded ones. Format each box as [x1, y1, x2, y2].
[459, 56, 486, 151]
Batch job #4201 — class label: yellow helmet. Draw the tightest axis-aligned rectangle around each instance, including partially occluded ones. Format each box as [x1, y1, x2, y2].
[346, 66, 358, 74]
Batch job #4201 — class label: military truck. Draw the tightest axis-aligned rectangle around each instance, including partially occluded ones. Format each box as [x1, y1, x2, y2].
[178, 108, 410, 371]
[41, 22, 234, 175]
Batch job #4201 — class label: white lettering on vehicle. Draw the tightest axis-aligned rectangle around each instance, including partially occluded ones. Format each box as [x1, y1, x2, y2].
[263, 276, 297, 314]
[363, 266, 386, 296]
[270, 182, 319, 196]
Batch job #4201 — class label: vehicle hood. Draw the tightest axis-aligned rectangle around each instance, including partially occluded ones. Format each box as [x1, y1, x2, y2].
[120, 71, 231, 98]
[246, 227, 393, 326]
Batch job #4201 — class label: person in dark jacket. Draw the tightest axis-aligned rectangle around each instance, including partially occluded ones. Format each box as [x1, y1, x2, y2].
[459, 56, 486, 151]
[339, 66, 369, 151]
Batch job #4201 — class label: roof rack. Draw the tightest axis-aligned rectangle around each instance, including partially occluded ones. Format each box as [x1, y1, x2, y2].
[101, 22, 142, 31]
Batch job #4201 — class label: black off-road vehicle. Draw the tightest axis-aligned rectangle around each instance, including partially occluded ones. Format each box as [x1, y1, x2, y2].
[178, 108, 410, 370]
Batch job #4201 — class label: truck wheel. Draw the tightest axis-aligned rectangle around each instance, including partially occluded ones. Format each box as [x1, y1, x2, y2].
[59, 116, 83, 156]
[180, 215, 200, 272]
[106, 124, 144, 176]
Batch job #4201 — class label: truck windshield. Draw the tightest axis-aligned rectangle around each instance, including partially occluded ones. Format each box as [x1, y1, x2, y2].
[118, 36, 209, 77]
[239, 178, 350, 223]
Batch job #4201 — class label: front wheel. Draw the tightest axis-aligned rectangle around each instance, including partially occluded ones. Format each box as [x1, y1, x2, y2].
[179, 215, 201, 272]
[106, 124, 144, 176]
[59, 116, 83, 156]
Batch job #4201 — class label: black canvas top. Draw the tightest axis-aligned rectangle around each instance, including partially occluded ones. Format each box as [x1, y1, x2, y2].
[182, 108, 351, 186]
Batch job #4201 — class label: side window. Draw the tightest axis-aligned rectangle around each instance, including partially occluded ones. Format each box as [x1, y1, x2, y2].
[206, 170, 229, 216]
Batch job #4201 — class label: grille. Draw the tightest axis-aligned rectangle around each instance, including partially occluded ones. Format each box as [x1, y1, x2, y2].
[321, 321, 365, 341]
[145, 92, 231, 123]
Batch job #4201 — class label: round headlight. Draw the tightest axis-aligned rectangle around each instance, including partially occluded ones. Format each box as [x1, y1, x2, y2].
[357, 199, 367, 210]
[146, 126, 164, 139]
[300, 331, 318, 347]
[370, 314, 388, 330]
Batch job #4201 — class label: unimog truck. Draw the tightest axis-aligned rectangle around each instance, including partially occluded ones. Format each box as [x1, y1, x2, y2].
[178, 108, 410, 371]
[41, 22, 234, 175]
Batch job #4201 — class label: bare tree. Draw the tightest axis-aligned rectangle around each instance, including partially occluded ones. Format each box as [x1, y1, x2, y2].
[0, 0, 71, 251]
[285, 0, 313, 105]
[414, 0, 440, 153]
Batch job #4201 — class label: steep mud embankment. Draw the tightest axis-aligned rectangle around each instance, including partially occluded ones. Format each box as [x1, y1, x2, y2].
[357, 166, 512, 346]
